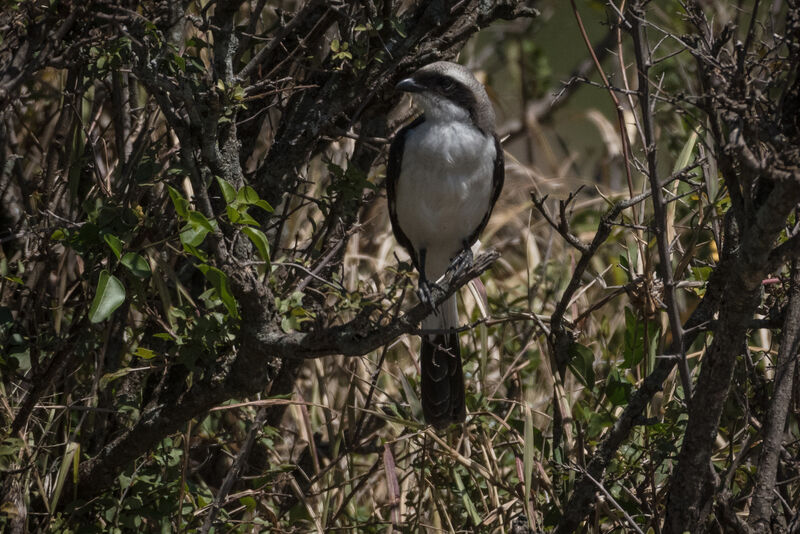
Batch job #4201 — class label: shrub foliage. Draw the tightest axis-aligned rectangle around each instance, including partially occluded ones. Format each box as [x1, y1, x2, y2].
[1, 1, 799, 532]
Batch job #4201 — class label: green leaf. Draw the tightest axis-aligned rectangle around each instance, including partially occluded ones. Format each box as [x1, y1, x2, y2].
[236, 185, 261, 205]
[173, 54, 186, 72]
[89, 270, 126, 323]
[236, 210, 260, 226]
[216, 176, 236, 203]
[197, 264, 238, 318]
[453, 469, 481, 526]
[567, 342, 595, 389]
[586, 410, 614, 438]
[180, 224, 209, 248]
[50, 441, 79, 512]
[0, 437, 25, 457]
[134, 347, 156, 359]
[241, 227, 270, 265]
[188, 210, 216, 232]
[99, 367, 137, 389]
[167, 185, 189, 219]
[121, 252, 151, 279]
[622, 307, 658, 370]
[673, 131, 698, 174]
[239, 496, 257, 511]
[180, 212, 216, 249]
[623, 308, 644, 369]
[185, 37, 208, 49]
[605, 368, 632, 406]
[398, 371, 422, 420]
[182, 242, 208, 261]
[103, 234, 123, 259]
[253, 199, 274, 213]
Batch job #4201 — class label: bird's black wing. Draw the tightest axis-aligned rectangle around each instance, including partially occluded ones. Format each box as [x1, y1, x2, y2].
[386, 115, 425, 272]
[465, 133, 505, 247]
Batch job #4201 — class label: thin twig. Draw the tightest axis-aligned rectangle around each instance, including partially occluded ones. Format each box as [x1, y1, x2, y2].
[630, 1, 692, 401]
[569, 464, 646, 534]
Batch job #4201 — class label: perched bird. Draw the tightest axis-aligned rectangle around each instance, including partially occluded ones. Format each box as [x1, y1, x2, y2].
[386, 61, 504, 429]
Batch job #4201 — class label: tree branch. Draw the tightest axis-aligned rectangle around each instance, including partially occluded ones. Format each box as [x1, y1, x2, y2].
[630, 1, 692, 400]
[75, 251, 499, 499]
[556, 250, 728, 533]
[748, 259, 800, 529]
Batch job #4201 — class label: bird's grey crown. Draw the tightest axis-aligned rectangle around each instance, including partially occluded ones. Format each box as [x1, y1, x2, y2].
[400, 61, 496, 134]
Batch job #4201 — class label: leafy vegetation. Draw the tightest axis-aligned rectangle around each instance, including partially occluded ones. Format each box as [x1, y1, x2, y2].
[1, 1, 799, 533]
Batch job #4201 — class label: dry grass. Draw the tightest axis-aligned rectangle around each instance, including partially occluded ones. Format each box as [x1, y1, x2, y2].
[5, 2, 794, 533]
[256, 20, 681, 532]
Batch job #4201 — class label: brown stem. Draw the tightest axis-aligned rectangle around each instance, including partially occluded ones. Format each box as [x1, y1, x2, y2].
[629, 2, 692, 400]
[748, 259, 800, 530]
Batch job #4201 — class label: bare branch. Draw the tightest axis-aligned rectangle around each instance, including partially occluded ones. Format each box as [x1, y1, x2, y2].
[630, 0, 692, 400]
[749, 259, 800, 529]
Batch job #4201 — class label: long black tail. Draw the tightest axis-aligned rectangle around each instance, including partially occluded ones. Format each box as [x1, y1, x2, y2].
[420, 331, 465, 429]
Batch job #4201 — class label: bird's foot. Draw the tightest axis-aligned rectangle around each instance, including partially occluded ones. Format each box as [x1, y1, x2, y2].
[417, 277, 442, 311]
[446, 248, 474, 279]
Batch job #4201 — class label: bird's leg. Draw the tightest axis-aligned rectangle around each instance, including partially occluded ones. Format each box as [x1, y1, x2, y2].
[416, 248, 441, 311]
[446, 242, 474, 279]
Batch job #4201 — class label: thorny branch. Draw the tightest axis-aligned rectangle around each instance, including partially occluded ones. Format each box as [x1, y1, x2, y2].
[0, 0, 534, 501]
[553, 1, 800, 532]
[629, 1, 692, 400]
[4, 1, 800, 531]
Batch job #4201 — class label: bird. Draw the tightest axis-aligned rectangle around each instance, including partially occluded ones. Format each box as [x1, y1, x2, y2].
[386, 61, 504, 429]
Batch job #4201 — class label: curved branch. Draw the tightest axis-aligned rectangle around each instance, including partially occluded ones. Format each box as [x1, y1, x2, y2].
[75, 251, 499, 500]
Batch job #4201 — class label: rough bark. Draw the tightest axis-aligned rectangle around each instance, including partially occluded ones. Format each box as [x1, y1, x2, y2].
[749, 260, 800, 531]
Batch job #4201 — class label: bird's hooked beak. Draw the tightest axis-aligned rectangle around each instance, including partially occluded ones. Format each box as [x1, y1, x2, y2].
[395, 77, 426, 93]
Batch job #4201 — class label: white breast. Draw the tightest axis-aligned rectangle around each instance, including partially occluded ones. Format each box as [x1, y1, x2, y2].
[395, 120, 496, 279]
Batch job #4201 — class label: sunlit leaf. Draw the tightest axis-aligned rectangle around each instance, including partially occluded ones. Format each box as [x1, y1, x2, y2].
[239, 496, 257, 511]
[235, 209, 259, 226]
[134, 347, 156, 359]
[100, 367, 138, 389]
[197, 264, 238, 318]
[242, 227, 270, 266]
[187, 210, 216, 232]
[180, 224, 209, 248]
[180, 211, 216, 249]
[398, 371, 422, 421]
[253, 199, 273, 213]
[237, 185, 260, 205]
[216, 176, 236, 203]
